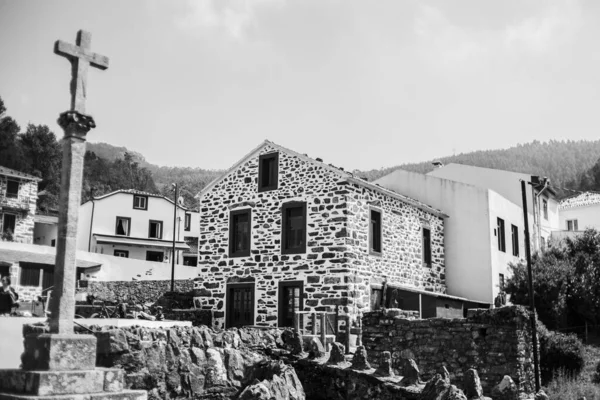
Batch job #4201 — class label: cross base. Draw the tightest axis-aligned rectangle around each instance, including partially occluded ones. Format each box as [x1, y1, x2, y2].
[21, 334, 97, 371]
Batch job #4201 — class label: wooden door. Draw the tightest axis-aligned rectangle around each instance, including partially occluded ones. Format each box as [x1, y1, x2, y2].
[226, 284, 254, 328]
[278, 281, 303, 327]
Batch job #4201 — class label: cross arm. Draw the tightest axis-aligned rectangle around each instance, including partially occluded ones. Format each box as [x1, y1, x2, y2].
[54, 40, 109, 70]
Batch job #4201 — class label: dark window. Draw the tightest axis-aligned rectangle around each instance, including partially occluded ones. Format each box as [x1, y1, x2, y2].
[567, 220, 578, 231]
[369, 209, 382, 255]
[184, 213, 191, 231]
[370, 288, 383, 311]
[148, 220, 163, 239]
[282, 202, 307, 254]
[258, 152, 279, 192]
[2, 213, 16, 235]
[226, 283, 255, 328]
[183, 256, 198, 266]
[229, 209, 251, 257]
[51, 239, 56, 247]
[422, 227, 432, 266]
[497, 218, 506, 252]
[114, 250, 129, 258]
[499, 273, 505, 291]
[511, 224, 519, 257]
[146, 251, 164, 262]
[133, 195, 147, 210]
[543, 199, 548, 220]
[6, 180, 19, 198]
[42, 266, 54, 291]
[20, 265, 40, 286]
[115, 217, 131, 236]
[278, 281, 303, 328]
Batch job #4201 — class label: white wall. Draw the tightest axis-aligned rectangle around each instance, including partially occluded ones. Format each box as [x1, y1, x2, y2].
[33, 223, 57, 246]
[559, 204, 600, 231]
[374, 170, 494, 303]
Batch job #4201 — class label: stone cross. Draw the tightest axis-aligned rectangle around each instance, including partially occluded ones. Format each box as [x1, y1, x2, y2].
[48, 30, 109, 334]
[55, 30, 109, 114]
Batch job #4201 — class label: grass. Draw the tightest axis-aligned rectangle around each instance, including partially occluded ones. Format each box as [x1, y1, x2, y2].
[545, 344, 600, 400]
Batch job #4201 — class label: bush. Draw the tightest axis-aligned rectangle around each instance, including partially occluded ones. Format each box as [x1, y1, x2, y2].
[538, 322, 585, 384]
[545, 369, 600, 400]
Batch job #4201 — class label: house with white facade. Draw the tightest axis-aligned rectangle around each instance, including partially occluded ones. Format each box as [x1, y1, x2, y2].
[553, 192, 600, 242]
[77, 189, 196, 264]
[0, 166, 39, 243]
[195, 140, 467, 330]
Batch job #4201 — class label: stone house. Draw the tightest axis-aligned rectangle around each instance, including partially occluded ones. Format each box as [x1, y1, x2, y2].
[195, 141, 458, 330]
[0, 166, 39, 243]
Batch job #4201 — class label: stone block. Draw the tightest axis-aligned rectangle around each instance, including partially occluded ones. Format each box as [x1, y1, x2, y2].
[25, 370, 104, 396]
[89, 390, 147, 400]
[22, 334, 97, 371]
[101, 369, 124, 392]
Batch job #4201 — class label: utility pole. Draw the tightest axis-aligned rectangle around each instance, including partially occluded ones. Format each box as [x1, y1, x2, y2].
[171, 183, 178, 293]
[521, 179, 541, 392]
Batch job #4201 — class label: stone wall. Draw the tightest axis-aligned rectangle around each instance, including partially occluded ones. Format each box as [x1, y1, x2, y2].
[0, 175, 37, 243]
[77, 280, 195, 306]
[197, 143, 446, 329]
[362, 305, 536, 395]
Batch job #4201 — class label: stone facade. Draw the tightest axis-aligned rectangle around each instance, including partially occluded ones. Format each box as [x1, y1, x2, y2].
[77, 279, 196, 305]
[362, 306, 537, 396]
[0, 169, 38, 244]
[196, 141, 446, 330]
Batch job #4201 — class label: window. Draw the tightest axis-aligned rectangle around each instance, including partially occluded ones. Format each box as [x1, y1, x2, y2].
[567, 219, 579, 231]
[497, 218, 506, 252]
[258, 152, 279, 192]
[278, 281, 304, 327]
[370, 287, 383, 311]
[229, 209, 251, 257]
[51, 239, 56, 247]
[184, 213, 191, 231]
[511, 224, 519, 257]
[2, 213, 16, 235]
[6, 180, 19, 198]
[542, 199, 548, 220]
[541, 237, 546, 250]
[282, 202, 307, 254]
[115, 217, 131, 236]
[499, 273, 505, 291]
[183, 256, 198, 266]
[19, 265, 40, 287]
[369, 209, 382, 255]
[114, 250, 129, 258]
[146, 251, 164, 262]
[133, 195, 147, 210]
[148, 220, 163, 239]
[422, 227, 432, 267]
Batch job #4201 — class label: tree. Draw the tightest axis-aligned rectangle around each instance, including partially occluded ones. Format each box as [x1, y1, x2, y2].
[0, 96, 24, 171]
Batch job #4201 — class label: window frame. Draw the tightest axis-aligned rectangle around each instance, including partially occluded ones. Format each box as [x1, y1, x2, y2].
[5, 180, 19, 198]
[422, 226, 432, 267]
[184, 213, 191, 231]
[132, 195, 148, 210]
[278, 280, 304, 328]
[499, 273, 505, 291]
[19, 264, 41, 287]
[511, 224, 519, 257]
[369, 208, 383, 256]
[258, 152, 279, 192]
[567, 219, 578, 232]
[115, 216, 131, 236]
[497, 217, 506, 253]
[281, 201, 307, 255]
[542, 198, 548, 220]
[229, 208, 252, 258]
[148, 220, 163, 239]
[114, 250, 129, 258]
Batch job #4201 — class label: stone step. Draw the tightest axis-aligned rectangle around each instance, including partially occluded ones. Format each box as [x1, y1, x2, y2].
[0, 389, 147, 400]
[0, 368, 124, 396]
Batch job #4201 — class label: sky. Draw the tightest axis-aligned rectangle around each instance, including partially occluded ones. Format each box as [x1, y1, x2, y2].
[1, 0, 599, 171]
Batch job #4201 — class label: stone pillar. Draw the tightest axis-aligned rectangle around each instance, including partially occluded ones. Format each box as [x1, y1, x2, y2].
[49, 111, 94, 334]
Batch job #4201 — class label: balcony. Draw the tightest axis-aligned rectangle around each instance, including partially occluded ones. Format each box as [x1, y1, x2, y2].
[0, 195, 32, 212]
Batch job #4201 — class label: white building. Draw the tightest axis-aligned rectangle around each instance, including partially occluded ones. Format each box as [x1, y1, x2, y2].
[553, 192, 600, 242]
[77, 189, 198, 264]
[427, 164, 560, 251]
[374, 169, 524, 305]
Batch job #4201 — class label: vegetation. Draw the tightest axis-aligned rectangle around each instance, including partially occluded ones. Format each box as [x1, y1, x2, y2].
[537, 321, 585, 385]
[544, 345, 600, 400]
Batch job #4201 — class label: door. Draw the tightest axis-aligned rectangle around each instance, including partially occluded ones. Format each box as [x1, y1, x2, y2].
[278, 281, 303, 327]
[226, 283, 254, 328]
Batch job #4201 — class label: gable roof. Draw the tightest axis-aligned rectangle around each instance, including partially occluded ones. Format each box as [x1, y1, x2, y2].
[0, 166, 42, 182]
[85, 189, 190, 210]
[560, 192, 600, 210]
[197, 140, 447, 218]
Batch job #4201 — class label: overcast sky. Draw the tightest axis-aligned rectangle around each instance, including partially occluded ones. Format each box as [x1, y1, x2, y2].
[0, 0, 599, 171]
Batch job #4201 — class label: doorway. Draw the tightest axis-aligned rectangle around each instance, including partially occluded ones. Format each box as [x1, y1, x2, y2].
[278, 281, 303, 328]
[226, 283, 254, 328]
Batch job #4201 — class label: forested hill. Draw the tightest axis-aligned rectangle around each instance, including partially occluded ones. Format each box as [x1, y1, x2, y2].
[360, 140, 600, 192]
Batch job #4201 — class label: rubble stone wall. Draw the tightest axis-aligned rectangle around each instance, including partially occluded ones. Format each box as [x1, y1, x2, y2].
[362, 306, 536, 395]
[0, 176, 37, 243]
[197, 144, 446, 329]
[77, 280, 195, 305]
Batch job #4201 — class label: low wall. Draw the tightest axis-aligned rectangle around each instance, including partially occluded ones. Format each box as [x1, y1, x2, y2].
[77, 280, 195, 306]
[362, 306, 536, 395]
[164, 309, 212, 327]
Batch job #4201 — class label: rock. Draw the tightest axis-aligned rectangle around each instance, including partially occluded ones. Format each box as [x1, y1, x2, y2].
[464, 368, 483, 399]
[375, 351, 394, 377]
[491, 376, 519, 400]
[238, 381, 272, 400]
[282, 329, 304, 355]
[327, 342, 346, 365]
[420, 374, 468, 400]
[225, 348, 246, 387]
[439, 365, 451, 383]
[401, 358, 420, 386]
[307, 337, 326, 359]
[351, 346, 371, 370]
[534, 390, 549, 400]
[205, 348, 227, 387]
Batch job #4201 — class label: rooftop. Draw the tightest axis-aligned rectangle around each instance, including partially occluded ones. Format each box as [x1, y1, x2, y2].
[0, 166, 42, 182]
[559, 192, 600, 210]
